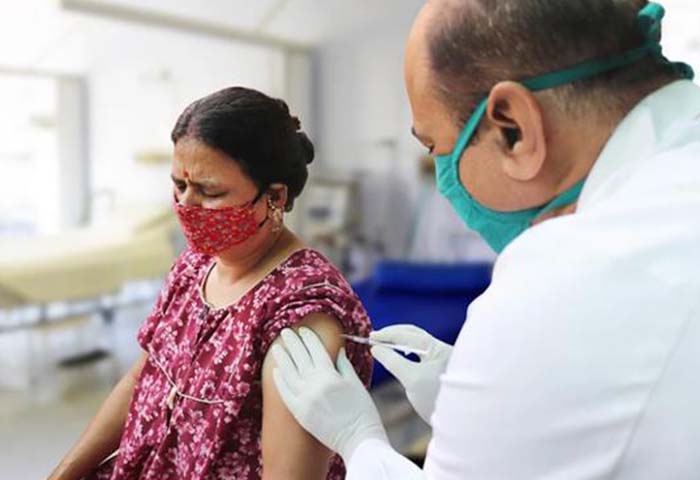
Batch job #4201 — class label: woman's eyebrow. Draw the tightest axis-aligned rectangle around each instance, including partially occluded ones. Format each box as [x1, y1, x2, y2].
[170, 174, 219, 188]
[192, 179, 220, 189]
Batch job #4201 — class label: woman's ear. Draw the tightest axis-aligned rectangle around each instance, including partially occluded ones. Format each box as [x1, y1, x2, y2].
[486, 81, 547, 181]
[268, 184, 289, 210]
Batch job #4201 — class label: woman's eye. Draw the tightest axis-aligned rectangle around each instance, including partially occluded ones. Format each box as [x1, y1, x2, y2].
[203, 191, 225, 198]
[175, 182, 186, 192]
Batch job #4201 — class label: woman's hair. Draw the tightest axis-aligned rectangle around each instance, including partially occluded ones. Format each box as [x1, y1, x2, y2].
[171, 87, 315, 211]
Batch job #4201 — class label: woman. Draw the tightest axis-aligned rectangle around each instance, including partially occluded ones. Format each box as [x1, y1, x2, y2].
[48, 87, 373, 480]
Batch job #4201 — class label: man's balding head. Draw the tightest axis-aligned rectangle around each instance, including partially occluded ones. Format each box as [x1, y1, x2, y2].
[414, 0, 678, 125]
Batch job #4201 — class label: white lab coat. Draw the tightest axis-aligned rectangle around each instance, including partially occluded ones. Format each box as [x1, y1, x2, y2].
[348, 80, 700, 479]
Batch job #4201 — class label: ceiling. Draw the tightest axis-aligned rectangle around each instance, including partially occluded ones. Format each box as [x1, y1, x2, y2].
[0, 0, 698, 76]
[0, 0, 425, 76]
[61, 0, 425, 49]
[62, 0, 700, 48]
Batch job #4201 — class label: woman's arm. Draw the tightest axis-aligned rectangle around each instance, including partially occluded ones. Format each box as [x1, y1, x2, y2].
[47, 352, 148, 480]
[261, 314, 345, 480]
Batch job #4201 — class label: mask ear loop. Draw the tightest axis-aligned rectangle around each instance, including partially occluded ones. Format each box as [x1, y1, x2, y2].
[250, 190, 270, 229]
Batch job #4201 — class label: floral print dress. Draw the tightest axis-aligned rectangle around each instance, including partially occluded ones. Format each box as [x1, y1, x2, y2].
[88, 248, 373, 480]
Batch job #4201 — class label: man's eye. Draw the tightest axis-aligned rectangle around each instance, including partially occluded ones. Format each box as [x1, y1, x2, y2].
[428, 145, 435, 155]
[174, 182, 186, 192]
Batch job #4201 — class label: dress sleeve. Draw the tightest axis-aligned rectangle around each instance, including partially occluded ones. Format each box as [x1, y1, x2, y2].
[260, 279, 371, 360]
[136, 283, 171, 351]
[260, 277, 374, 389]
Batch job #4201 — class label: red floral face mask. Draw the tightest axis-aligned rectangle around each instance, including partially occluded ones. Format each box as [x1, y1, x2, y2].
[173, 193, 266, 255]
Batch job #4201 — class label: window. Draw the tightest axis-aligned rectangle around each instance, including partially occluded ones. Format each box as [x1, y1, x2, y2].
[0, 74, 59, 236]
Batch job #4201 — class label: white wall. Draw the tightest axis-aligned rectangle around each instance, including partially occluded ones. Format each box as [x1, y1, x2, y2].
[312, 0, 426, 258]
[663, 0, 700, 74]
[0, 74, 61, 235]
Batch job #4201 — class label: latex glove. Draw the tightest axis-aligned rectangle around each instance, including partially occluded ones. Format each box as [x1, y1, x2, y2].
[271, 327, 389, 463]
[370, 325, 453, 424]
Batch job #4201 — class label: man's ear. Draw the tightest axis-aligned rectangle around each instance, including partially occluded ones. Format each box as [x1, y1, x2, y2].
[486, 81, 547, 181]
[268, 183, 289, 209]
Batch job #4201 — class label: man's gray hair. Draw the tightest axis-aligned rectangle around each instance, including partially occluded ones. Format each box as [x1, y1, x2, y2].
[428, 0, 679, 123]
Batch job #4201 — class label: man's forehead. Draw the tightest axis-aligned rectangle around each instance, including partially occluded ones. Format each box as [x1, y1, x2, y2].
[408, 0, 482, 57]
[405, 6, 436, 89]
[406, 0, 466, 87]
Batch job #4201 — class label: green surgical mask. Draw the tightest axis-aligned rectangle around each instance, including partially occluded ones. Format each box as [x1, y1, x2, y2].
[435, 2, 694, 254]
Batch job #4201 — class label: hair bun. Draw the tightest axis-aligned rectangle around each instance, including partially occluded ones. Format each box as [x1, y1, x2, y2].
[296, 131, 315, 165]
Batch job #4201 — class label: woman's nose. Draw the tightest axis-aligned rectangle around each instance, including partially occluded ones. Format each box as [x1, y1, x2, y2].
[177, 186, 199, 207]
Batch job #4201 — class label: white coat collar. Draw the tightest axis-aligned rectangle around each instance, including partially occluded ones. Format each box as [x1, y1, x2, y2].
[578, 80, 700, 209]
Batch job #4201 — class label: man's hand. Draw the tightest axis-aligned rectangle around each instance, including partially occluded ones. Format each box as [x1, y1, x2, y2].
[271, 328, 389, 463]
[370, 325, 453, 424]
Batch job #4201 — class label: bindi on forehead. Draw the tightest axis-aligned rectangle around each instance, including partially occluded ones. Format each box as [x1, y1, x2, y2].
[179, 171, 221, 189]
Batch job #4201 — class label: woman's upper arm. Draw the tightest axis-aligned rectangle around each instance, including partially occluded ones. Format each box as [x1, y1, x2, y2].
[129, 351, 149, 383]
[260, 313, 344, 480]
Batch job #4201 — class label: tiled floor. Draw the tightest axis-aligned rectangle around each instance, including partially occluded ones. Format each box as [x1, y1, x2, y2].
[1, 382, 112, 479]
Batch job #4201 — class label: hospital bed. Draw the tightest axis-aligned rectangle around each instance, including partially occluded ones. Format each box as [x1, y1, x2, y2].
[0, 204, 180, 326]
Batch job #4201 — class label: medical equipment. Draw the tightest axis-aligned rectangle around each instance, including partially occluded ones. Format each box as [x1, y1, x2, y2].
[298, 172, 362, 272]
[340, 334, 429, 356]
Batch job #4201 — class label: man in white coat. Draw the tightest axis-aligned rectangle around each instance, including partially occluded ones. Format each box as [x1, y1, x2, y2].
[271, 1, 700, 478]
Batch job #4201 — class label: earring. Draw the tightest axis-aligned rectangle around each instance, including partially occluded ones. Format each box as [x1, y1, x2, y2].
[268, 198, 283, 233]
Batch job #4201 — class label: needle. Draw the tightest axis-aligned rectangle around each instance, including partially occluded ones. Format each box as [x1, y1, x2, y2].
[341, 334, 428, 356]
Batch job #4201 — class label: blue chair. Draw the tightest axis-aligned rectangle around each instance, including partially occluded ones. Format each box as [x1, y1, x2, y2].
[352, 261, 493, 386]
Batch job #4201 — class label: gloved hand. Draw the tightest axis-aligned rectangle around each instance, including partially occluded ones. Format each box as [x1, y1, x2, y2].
[271, 327, 389, 463]
[370, 325, 453, 424]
